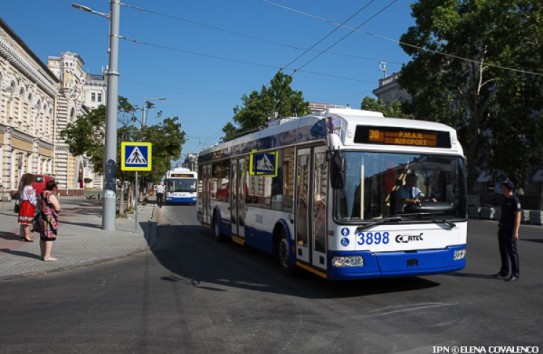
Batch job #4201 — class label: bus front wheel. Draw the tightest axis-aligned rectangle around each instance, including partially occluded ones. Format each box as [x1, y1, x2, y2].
[277, 227, 296, 275]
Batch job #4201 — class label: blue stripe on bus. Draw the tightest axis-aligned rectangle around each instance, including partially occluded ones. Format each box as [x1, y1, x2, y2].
[213, 213, 466, 280]
[327, 245, 466, 280]
[167, 197, 197, 204]
[217, 216, 292, 257]
[243, 226, 274, 254]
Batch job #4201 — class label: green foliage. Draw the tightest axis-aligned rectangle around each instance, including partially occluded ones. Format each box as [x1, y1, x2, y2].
[360, 96, 413, 119]
[223, 72, 311, 141]
[398, 0, 543, 187]
[60, 96, 185, 184]
[60, 105, 106, 174]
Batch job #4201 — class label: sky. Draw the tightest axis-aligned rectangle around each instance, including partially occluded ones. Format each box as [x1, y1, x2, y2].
[2, 0, 416, 163]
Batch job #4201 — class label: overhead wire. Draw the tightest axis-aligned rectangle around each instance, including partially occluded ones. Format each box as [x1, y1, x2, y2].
[263, 0, 543, 78]
[117, 1, 401, 146]
[293, 0, 399, 73]
[118, 35, 376, 84]
[120, 2, 403, 68]
[280, 0, 376, 71]
[121, 1, 543, 79]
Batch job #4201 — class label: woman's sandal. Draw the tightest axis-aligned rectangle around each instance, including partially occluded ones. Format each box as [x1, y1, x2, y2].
[43, 257, 58, 262]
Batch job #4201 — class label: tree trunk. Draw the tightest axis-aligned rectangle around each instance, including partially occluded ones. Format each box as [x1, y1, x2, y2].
[119, 184, 125, 215]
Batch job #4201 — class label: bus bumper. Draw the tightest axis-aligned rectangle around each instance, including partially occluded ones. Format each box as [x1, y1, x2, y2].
[327, 245, 466, 280]
[166, 196, 197, 204]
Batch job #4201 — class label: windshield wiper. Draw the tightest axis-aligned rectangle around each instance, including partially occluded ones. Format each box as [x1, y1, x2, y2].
[432, 218, 456, 229]
[356, 216, 403, 231]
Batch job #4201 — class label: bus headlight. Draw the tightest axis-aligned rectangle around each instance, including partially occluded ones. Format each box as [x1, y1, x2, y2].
[454, 249, 466, 260]
[332, 256, 364, 267]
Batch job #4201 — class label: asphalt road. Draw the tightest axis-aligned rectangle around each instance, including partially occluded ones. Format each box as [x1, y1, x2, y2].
[1, 205, 541, 353]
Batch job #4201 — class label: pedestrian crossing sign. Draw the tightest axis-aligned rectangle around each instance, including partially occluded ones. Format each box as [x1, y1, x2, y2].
[249, 150, 278, 177]
[121, 142, 152, 171]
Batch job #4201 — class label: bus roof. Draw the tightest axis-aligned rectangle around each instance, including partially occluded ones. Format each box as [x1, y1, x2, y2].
[198, 109, 462, 162]
[166, 167, 197, 178]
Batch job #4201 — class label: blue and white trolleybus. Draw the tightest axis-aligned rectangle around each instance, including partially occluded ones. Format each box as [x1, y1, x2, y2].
[197, 108, 467, 280]
[165, 167, 198, 205]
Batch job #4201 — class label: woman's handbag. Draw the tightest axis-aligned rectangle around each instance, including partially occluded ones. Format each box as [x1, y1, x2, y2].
[31, 212, 42, 233]
[13, 201, 20, 214]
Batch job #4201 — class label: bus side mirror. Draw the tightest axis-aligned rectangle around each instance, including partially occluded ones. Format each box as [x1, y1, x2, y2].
[330, 151, 344, 189]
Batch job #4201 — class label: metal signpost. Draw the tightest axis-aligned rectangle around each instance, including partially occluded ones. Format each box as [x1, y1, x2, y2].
[121, 142, 152, 233]
[72, 1, 122, 231]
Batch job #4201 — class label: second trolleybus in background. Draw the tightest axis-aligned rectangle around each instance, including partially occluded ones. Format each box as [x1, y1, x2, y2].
[164, 167, 198, 205]
[197, 108, 467, 280]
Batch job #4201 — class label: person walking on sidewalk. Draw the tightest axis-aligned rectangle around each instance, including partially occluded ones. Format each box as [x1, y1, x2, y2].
[494, 180, 521, 282]
[37, 180, 61, 262]
[156, 183, 165, 208]
[18, 173, 37, 242]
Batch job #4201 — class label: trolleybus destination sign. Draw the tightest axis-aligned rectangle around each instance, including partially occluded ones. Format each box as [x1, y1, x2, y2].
[354, 126, 452, 148]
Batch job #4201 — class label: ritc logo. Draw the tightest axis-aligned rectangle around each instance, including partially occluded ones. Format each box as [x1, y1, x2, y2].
[395, 233, 424, 243]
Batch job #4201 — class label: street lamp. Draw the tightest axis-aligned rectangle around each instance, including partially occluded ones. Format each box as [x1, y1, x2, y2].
[72, 3, 110, 18]
[142, 97, 167, 128]
[72, 1, 120, 231]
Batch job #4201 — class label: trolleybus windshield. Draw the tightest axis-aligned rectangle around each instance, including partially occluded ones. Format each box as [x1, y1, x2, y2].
[167, 178, 197, 193]
[334, 152, 467, 223]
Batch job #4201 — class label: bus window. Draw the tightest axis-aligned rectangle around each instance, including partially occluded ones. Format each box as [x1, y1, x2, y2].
[213, 160, 230, 202]
[282, 147, 294, 212]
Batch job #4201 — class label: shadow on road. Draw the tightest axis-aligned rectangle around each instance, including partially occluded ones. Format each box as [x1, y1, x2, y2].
[147, 223, 441, 299]
[443, 272, 500, 280]
[0, 248, 42, 260]
[0, 231, 20, 241]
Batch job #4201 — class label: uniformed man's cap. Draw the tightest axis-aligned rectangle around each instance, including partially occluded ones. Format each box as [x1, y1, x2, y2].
[501, 180, 515, 190]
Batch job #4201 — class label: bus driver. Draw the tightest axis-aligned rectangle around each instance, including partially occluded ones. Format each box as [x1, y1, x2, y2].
[396, 173, 436, 213]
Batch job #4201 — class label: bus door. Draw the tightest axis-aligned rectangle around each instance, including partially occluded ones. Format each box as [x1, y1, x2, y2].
[312, 146, 328, 270]
[202, 164, 212, 225]
[230, 158, 245, 237]
[296, 147, 328, 270]
[295, 148, 311, 264]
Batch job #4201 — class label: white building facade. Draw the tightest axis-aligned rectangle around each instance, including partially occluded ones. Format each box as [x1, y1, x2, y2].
[0, 18, 58, 194]
[84, 72, 107, 110]
[1, 19, 105, 197]
[372, 72, 411, 105]
[47, 51, 90, 192]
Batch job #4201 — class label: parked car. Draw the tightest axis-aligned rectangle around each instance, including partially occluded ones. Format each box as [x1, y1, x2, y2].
[17, 173, 56, 195]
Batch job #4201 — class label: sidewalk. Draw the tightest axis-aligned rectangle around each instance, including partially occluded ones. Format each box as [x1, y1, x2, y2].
[0, 197, 157, 281]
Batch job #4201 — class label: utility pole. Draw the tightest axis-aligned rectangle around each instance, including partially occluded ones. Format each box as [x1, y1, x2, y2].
[72, 1, 120, 230]
[102, 0, 121, 230]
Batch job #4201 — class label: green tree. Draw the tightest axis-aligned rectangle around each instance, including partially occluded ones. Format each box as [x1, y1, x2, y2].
[61, 96, 185, 183]
[223, 72, 311, 140]
[60, 105, 106, 174]
[360, 96, 412, 118]
[398, 0, 543, 189]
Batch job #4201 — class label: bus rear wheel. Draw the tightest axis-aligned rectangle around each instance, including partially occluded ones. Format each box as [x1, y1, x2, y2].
[213, 213, 226, 242]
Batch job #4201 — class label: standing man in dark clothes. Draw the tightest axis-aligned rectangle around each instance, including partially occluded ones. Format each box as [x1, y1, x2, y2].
[493, 180, 521, 282]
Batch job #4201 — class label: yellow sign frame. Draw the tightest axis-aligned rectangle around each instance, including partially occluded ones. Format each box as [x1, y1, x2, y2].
[121, 142, 152, 171]
[249, 149, 278, 177]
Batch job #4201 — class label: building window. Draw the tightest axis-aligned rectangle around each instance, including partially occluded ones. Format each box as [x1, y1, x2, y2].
[97, 93, 102, 102]
[91, 93, 96, 102]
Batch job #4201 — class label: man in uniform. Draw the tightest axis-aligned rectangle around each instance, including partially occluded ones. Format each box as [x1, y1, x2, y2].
[494, 180, 521, 282]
